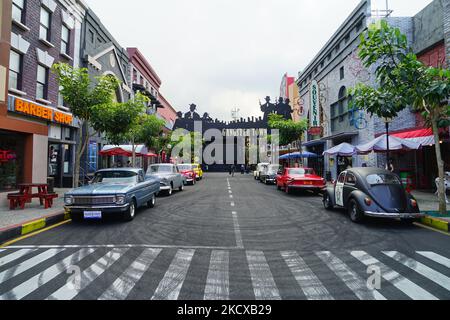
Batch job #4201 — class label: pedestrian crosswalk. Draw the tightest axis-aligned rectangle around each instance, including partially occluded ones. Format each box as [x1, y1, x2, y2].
[0, 246, 449, 300]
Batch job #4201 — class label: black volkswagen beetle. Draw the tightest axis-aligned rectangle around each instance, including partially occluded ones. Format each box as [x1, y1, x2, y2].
[323, 168, 423, 223]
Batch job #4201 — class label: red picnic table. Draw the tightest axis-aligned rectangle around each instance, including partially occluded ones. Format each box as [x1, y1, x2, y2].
[7, 183, 58, 210]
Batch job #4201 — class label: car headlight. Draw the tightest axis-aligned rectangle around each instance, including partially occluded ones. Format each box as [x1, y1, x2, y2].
[116, 195, 126, 205]
[64, 196, 74, 206]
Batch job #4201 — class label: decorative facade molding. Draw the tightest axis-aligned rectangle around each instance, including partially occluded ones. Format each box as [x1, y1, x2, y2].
[41, 0, 57, 12]
[36, 48, 55, 68]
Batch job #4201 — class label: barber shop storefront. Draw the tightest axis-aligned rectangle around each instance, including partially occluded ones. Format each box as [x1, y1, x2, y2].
[6, 95, 77, 188]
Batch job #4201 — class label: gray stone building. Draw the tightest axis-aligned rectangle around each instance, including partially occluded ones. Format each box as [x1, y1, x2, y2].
[79, 8, 132, 178]
[295, 0, 447, 185]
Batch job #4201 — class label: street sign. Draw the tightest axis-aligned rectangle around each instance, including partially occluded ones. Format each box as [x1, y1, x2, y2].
[310, 80, 320, 128]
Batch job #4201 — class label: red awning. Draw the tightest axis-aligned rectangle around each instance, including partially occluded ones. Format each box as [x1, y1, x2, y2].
[392, 128, 435, 146]
[392, 128, 433, 139]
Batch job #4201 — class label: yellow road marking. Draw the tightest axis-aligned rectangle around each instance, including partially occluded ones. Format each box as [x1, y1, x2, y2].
[414, 222, 450, 237]
[0, 220, 71, 248]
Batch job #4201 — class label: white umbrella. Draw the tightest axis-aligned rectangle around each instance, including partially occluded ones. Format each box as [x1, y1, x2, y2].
[323, 143, 356, 156]
[356, 135, 422, 154]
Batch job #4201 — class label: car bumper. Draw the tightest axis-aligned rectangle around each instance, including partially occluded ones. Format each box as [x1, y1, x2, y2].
[185, 178, 195, 182]
[65, 204, 129, 214]
[364, 211, 424, 219]
[287, 185, 325, 190]
[159, 185, 171, 191]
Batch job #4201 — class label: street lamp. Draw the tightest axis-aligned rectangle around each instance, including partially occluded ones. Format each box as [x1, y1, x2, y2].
[384, 117, 392, 170]
[287, 143, 292, 167]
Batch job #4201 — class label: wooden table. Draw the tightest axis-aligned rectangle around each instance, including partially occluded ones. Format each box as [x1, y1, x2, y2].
[7, 183, 58, 210]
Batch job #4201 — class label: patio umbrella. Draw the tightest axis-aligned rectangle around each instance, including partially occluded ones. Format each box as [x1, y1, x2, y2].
[323, 143, 356, 157]
[100, 145, 149, 157]
[356, 134, 422, 155]
[279, 151, 319, 160]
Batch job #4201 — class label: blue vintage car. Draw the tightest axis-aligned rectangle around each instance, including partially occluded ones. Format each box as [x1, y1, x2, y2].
[64, 168, 160, 222]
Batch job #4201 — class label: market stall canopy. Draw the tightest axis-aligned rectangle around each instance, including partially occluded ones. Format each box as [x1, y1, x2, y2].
[356, 135, 422, 155]
[279, 151, 319, 160]
[99, 145, 150, 157]
[392, 128, 435, 146]
[323, 143, 356, 157]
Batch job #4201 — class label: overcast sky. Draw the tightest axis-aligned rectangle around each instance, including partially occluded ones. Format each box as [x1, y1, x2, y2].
[87, 0, 433, 121]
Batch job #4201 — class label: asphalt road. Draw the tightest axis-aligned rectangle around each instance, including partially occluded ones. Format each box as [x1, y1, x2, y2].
[0, 173, 449, 300]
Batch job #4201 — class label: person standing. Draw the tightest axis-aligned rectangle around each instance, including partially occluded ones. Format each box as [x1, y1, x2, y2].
[386, 159, 395, 173]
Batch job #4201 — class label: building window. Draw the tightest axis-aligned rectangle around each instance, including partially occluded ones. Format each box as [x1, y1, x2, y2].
[327, 53, 331, 61]
[9, 50, 22, 90]
[12, 0, 25, 23]
[61, 25, 70, 55]
[39, 6, 51, 41]
[320, 61, 324, 69]
[58, 86, 64, 107]
[89, 29, 94, 43]
[133, 69, 137, 83]
[344, 33, 350, 44]
[335, 43, 340, 53]
[36, 65, 48, 100]
[340, 66, 345, 80]
[355, 20, 363, 33]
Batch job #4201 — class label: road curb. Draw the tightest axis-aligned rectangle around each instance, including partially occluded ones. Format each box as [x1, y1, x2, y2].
[0, 210, 70, 245]
[420, 215, 449, 233]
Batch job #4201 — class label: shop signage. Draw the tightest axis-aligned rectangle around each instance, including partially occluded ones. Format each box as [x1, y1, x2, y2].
[0, 150, 16, 163]
[9, 96, 73, 126]
[309, 80, 320, 128]
[308, 127, 322, 136]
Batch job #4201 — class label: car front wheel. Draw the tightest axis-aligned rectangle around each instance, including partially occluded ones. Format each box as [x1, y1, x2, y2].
[179, 183, 184, 192]
[167, 185, 173, 196]
[349, 199, 364, 223]
[323, 193, 333, 210]
[147, 194, 156, 208]
[124, 200, 136, 222]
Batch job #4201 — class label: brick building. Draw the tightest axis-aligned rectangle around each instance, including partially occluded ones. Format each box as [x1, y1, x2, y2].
[0, 0, 86, 190]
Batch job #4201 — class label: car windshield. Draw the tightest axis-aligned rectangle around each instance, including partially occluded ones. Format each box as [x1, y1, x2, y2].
[148, 165, 173, 174]
[288, 168, 314, 175]
[366, 174, 401, 185]
[267, 165, 281, 173]
[178, 165, 193, 171]
[93, 171, 137, 184]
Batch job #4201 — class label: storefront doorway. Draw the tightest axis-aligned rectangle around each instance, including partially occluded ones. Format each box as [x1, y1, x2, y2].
[48, 142, 74, 188]
[0, 130, 25, 191]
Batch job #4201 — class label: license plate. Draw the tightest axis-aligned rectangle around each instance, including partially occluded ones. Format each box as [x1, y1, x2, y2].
[84, 211, 102, 219]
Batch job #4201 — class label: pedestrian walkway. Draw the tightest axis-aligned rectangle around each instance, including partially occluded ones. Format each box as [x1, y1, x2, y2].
[0, 246, 449, 300]
[0, 189, 69, 230]
[411, 190, 449, 215]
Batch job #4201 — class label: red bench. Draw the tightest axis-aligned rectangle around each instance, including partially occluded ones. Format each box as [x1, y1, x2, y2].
[7, 183, 59, 210]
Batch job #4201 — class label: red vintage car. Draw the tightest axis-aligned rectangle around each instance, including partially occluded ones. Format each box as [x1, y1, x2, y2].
[177, 164, 197, 185]
[276, 167, 326, 195]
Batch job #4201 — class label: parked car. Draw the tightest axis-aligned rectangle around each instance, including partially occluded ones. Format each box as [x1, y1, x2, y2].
[146, 164, 185, 196]
[177, 164, 197, 185]
[64, 168, 160, 222]
[260, 164, 282, 185]
[323, 168, 423, 223]
[191, 163, 204, 181]
[254, 163, 270, 180]
[276, 167, 326, 195]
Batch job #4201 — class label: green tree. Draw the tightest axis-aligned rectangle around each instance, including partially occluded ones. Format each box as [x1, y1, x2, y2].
[268, 114, 308, 165]
[350, 20, 450, 214]
[91, 93, 165, 167]
[52, 63, 120, 187]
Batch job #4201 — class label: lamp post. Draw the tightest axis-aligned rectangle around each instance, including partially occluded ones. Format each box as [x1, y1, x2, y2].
[287, 143, 292, 167]
[384, 117, 392, 170]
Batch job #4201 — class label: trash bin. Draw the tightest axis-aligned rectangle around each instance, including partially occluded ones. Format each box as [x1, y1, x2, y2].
[47, 177, 55, 194]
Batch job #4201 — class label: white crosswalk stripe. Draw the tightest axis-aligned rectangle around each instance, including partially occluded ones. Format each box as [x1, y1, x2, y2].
[416, 252, 450, 269]
[246, 251, 281, 300]
[0, 247, 448, 300]
[0, 249, 36, 267]
[47, 248, 128, 300]
[99, 248, 161, 300]
[317, 251, 386, 300]
[0, 248, 96, 300]
[383, 251, 450, 292]
[204, 250, 229, 300]
[0, 249, 64, 285]
[151, 249, 195, 300]
[351, 251, 437, 300]
[282, 251, 334, 300]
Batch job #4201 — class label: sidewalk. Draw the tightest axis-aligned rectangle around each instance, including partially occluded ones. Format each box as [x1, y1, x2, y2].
[411, 190, 450, 219]
[0, 188, 71, 244]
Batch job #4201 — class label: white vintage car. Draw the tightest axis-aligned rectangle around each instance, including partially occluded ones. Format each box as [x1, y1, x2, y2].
[254, 163, 270, 180]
